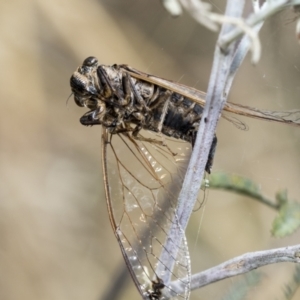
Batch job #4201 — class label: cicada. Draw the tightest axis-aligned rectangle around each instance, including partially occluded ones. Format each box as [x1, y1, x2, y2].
[70, 56, 300, 300]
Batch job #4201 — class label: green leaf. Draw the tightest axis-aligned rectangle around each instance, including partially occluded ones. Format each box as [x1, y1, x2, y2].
[209, 172, 261, 196]
[208, 172, 278, 209]
[271, 202, 300, 237]
[276, 189, 288, 206]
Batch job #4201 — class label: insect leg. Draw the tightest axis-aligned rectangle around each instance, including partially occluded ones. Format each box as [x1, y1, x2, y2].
[97, 66, 115, 99]
[121, 72, 133, 107]
[127, 75, 150, 112]
[131, 89, 170, 144]
[132, 124, 143, 137]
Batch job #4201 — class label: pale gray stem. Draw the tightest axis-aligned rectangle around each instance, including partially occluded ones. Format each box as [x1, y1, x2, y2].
[219, 0, 300, 51]
[169, 244, 300, 295]
[224, 6, 265, 95]
[156, 0, 247, 286]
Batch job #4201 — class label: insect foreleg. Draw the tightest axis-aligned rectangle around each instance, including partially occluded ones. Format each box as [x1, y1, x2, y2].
[121, 72, 134, 107]
[132, 124, 143, 137]
[126, 78, 149, 114]
[97, 66, 126, 102]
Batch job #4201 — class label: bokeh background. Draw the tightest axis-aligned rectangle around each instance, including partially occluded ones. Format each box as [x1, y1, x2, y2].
[1, 0, 300, 299]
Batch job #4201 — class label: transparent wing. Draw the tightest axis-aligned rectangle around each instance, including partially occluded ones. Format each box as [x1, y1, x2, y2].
[123, 65, 300, 127]
[102, 128, 192, 299]
[223, 102, 300, 126]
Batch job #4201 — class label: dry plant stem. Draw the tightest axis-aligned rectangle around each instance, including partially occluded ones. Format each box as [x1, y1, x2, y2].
[178, 0, 218, 31]
[179, 1, 300, 63]
[224, 5, 265, 96]
[170, 244, 300, 294]
[219, 0, 300, 52]
[178, 0, 261, 62]
[177, 0, 246, 252]
[156, 0, 247, 285]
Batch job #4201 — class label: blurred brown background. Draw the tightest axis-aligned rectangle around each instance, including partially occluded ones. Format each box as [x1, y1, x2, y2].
[1, 0, 300, 299]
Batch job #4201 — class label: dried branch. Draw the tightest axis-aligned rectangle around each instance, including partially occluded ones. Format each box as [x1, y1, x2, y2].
[156, 0, 248, 287]
[169, 244, 300, 295]
[178, 0, 218, 31]
[164, 0, 300, 63]
[177, 0, 247, 238]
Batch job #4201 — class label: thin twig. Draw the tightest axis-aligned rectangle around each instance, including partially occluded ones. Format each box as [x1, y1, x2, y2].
[178, 0, 218, 31]
[176, 0, 300, 63]
[170, 244, 300, 295]
[219, 0, 300, 52]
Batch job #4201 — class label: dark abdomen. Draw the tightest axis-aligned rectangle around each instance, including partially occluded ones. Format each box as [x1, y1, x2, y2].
[145, 92, 203, 143]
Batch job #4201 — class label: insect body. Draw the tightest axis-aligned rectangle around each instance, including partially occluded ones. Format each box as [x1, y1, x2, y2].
[70, 56, 300, 299]
[71, 56, 217, 173]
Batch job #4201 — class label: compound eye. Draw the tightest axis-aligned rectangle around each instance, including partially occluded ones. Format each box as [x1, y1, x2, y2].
[83, 56, 98, 67]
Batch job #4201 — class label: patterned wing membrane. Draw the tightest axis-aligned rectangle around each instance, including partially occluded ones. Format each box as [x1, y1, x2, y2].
[102, 128, 191, 300]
